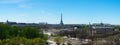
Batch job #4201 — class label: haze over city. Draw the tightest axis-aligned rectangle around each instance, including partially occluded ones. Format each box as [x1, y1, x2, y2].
[0, 0, 120, 24]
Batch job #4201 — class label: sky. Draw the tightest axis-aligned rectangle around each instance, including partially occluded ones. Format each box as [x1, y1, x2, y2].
[0, 0, 120, 24]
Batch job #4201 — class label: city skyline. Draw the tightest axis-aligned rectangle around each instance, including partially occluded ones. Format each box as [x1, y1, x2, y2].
[0, 0, 120, 24]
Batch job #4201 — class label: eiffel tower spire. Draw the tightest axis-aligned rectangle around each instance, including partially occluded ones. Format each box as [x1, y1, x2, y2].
[60, 13, 64, 25]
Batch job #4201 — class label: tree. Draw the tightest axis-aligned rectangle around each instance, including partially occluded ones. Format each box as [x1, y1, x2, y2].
[0, 24, 11, 39]
[22, 27, 40, 39]
[54, 36, 65, 45]
[0, 23, 48, 45]
[114, 26, 120, 31]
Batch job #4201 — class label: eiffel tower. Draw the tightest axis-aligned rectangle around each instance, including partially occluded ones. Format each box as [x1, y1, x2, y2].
[60, 13, 64, 26]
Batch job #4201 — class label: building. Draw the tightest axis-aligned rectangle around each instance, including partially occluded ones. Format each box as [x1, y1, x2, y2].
[90, 22, 114, 34]
[92, 23, 113, 29]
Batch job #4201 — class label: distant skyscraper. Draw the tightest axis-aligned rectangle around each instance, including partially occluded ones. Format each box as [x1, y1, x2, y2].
[60, 13, 64, 25]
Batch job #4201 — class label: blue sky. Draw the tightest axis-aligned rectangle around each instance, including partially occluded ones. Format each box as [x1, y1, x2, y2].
[0, 0, 120, 24]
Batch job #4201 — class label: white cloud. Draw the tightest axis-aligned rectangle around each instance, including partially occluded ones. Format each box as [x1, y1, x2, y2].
[18, 13, 27, 17]
[18, 4, 32, 8]
[0, 0, 25, 4]
[40, 10, 52, 15]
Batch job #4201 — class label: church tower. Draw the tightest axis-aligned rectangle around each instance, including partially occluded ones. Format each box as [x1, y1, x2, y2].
[60, 13, 64, 25]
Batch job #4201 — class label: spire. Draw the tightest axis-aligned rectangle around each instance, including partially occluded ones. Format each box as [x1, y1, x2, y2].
[60, 13, 64, 25]
[89, 22, 92, 28]
[100, 21, 104, 25]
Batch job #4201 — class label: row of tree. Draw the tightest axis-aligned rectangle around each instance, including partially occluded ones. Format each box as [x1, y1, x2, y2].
[0, 37, 46, 45]
[0, 23, 48, 45]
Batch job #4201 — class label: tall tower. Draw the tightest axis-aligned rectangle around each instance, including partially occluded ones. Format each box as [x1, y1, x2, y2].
[6, 20, 9, 24]
[60, 13, 64, 25]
